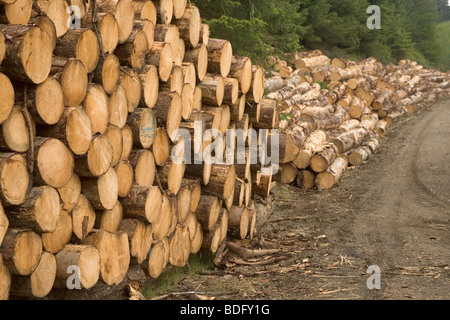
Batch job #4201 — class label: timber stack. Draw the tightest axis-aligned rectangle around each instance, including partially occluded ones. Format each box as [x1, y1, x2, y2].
[267, 51, 450, 191]
[0, 0, 269, 299]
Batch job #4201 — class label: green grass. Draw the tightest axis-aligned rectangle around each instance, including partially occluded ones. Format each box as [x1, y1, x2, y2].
[436, 21, 450, 71]
[143, 253, 215, 299]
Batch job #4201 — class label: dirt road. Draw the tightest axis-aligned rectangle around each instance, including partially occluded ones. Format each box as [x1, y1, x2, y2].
[167, 99, 450, 300]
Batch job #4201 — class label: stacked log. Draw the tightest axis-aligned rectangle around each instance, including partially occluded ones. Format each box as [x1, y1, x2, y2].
[266, 50, 450, 191]
[0, 0, 268, 299]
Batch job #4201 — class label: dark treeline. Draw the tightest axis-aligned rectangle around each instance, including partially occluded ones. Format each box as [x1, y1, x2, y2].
[193, 0, 448, 70]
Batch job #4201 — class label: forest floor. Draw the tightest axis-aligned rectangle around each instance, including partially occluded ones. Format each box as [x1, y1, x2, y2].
[158, 98, 450, 300]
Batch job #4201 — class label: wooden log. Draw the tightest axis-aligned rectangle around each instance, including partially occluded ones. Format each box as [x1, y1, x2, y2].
[0, 201, 8, 246]
[0, 153, 29, 206]
[92, 54, 120, 95]
[56, 173, 81, 213]
[310, 144, 339, 173]
[0, 106, 30, 153]
[119, 219, 152, 264]
[332, 128, 369, 154]
[252, 99, 278, 130]
[98, 13, 119, 54]
[207, 38, 232, 78]
[145, 42, 173, 82]
[315, 157, 348, 190]
[53, 244, 100, 290]
[173, 4, 201, 47]
[133, 19, 154, 51]
[121, 185, 162, 224]
[228, 206, 249, 240]
[120, 125, 133, 161]
[0, 229, 42, 276]
[115, 29, 149, 73]
[152, 128, 170, 166]
[152, 194, 173, 240]
[0, 72, 14, 125]
[182, 62, 196, 90]
[74, 135, 112, 178]
[53, 29, 100, 73]
[153, 0, 173, 25]
[195, 195, 221, 232]
[133, 0, 157, 24]
[41, 209, 72, 254]
[0, 254, 11, 300]
[154, 91, 182, 141]
[146, 239, 165, 278]
[33, 0, 69, 37]
[83, 230, 129, 286]
[119, 68, 142, 113]
[127, 108, 157, 149]
[6, 186, 60, 233]
[129, 149, 156, 188]
[158, 159, 186, 195]
[169, 226, 190, 267]
[81, 167, 119, 210]
[96, 201, 123, 233]
[247, 66, 264, 103]
[374, 120, 389, 137]
[200, 23, 209, 45]
[108, 85, 128, 129]
[0, 25, 53, 84]
[198, 73, 224, 106]
[71, 194, 96, 241]
[36, 106, 93, 156]
[296, 169, 315, 190]
[184, 43, 208, 82]
[85, 84, 109, 135]
[34, 137, 74, 188]
[1, 0, 33, 25]
[176, 184, 191, 224]
[114, 160, 134, 198]
[293, 130, 327, 169]
[139, 65, 159, 109]
[295, 55, 330, 70]
[229, 94, 246, 122]
[10, 251, 56, 298]
[280, 162, 297, 184]
[181, 83, 194, 120]
[159, 65, 183, 94]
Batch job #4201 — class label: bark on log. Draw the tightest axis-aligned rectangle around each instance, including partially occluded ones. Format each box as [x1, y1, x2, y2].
[41, 209, 72, 254]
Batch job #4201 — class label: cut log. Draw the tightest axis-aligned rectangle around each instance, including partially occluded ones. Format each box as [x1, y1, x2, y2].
[71, 194, 96, 241]
[374, 120, 389, 137]
[280, 163, 297, 184]
[96, 201, 123, 233]
[198, 73, 224, 106]
[181, 83, 194, 120]
[54, 244, 100, 290]
[0, 201, 8, 246]
[310, 144, 339, 173]
[228, 206, 249, 240]
[0, 106, 30, 153]
[0, 25, 53, 84]
[10, 251, 56, 298]
[98, 13, 119, 54]
[129, 149, 155, 187]
[332, 128, 369, 154]
[184, 43, 208, 82]
[83, 230, 129, 286]
[154, 91, 182, 141]
[0, 72, 14, 124]
[295, 55, 330, 70]
[53, 29, 100, 73]
[173, 4, 200, 47]
[74, 134, 113, 178]
[296, 169, 315, 190]
[119, 68, 141, 113]
[207, 39, 232, 78]
[92, 54, 120, 95]
[104, 125, 123, 167]
[248, 66, 265, 103]
[169, 226, 190, 267]
[1, 0, 33, 25]
[120, 125, 133, 161]
[176, 184, 191, 223]
[140, 65, 159, 108]
[85, 84, 109, 135]
[133, 0, 157, 24]
[158, 159, 185, 195]
[252, 99, 278, 130]
[0, 253, 11, 300]
[114, 160, 133, 198]
[315, 157, 348, 190]
[152, 194, 173, 240]
[41, 209, 72, 254]
[108, 85, 128, 129]
[81, 167, 119, 210]
[121, 185, 162, 224]
[0, 153, 29, 206]
[159, 65, 183, 94]
[154, 24, 180, 59]
[348, 146, 372, 166]
[115, 29, 149, 73]
[145, 42, 173, 82]
[196, 195, 221, 232]
[57, 173, 81, 212]
[182, 62, 196, 90]
[229, 94, 246, 122]
[152, 128, 170, 166]
[154, 0, 173, 25]
[200, 23, 209, 45]
[34, 137, 74, 188]
[0, 229, 42, 275]
[134, 19, 154, 50]
[147, 239, 165, 278]
[119, 219, 152, 264]
[293, 130, 327, 169]
[7, 186, 60, 233]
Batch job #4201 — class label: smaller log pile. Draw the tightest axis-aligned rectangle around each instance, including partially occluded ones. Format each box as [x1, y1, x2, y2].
[267, 51, 450, 191]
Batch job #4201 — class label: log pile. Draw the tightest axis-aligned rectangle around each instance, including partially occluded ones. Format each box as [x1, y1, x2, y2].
[0, 0, 269, 299]
[267, 50, 450, 191]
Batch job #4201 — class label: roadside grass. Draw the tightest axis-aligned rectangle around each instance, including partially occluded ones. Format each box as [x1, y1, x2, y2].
[143, 253, 215, 299]
[436, 21, 450, 72]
